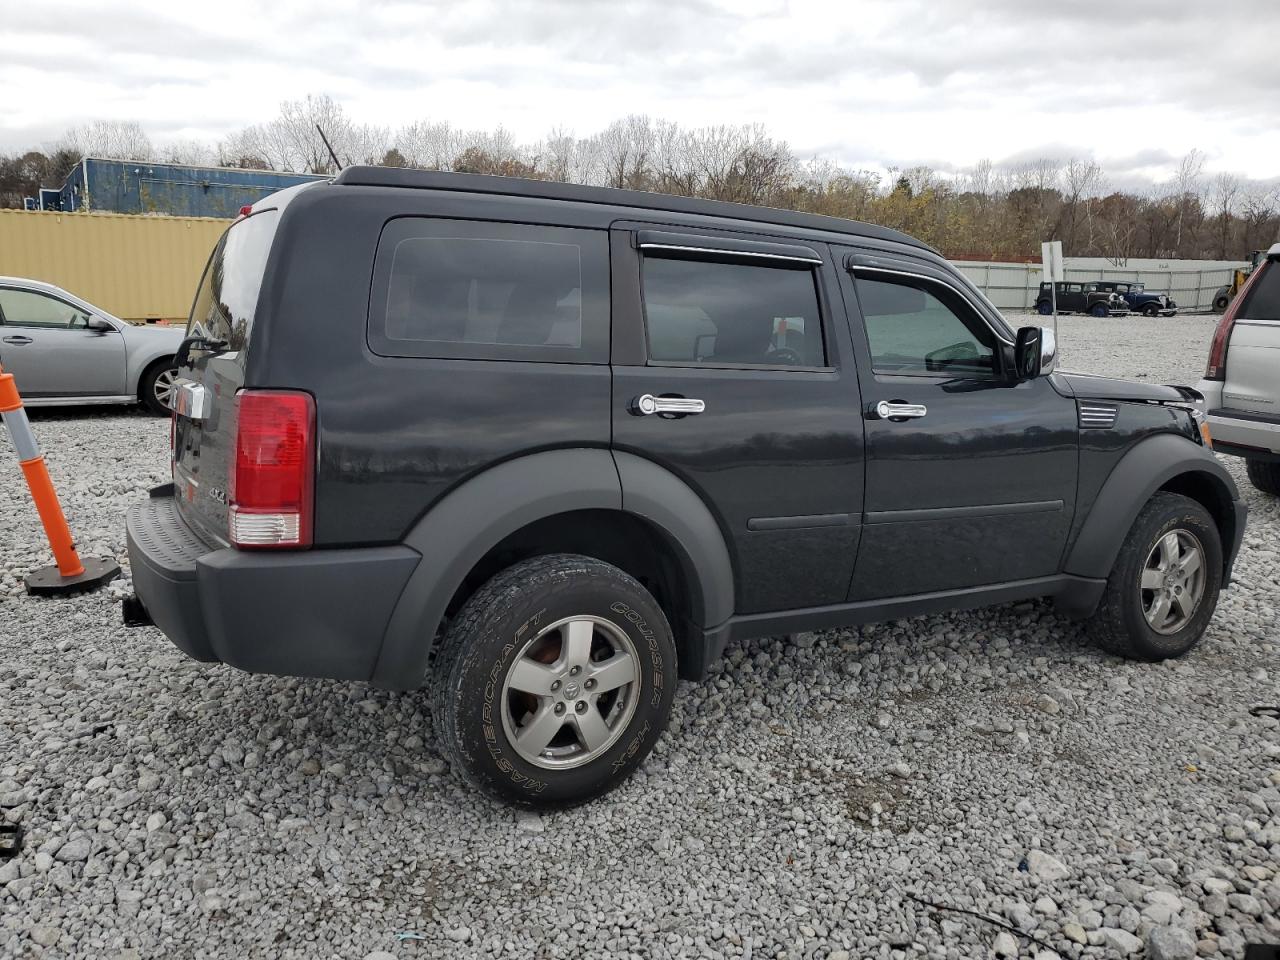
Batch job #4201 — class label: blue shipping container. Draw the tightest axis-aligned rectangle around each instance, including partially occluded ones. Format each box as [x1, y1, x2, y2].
[56, 158, 326, 217]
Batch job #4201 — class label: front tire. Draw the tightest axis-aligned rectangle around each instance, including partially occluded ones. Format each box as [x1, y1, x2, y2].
[1143, 303, 1160, 317]
[430, 554, 677, 807]
[1087, 492, 1222, 661]
[1246, 458, 1280, 496]
[140, 360, 178, 417]
[1090, 303, 1110, 318]
[1036, 300, 1053, 316]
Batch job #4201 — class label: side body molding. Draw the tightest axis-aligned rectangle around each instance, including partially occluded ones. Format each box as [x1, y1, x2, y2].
[372, 449, 622, 689]
[1064, 433, 1242, 583]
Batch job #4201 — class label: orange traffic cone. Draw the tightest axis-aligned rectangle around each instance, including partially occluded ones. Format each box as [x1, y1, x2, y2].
[0, 363, 120, 595]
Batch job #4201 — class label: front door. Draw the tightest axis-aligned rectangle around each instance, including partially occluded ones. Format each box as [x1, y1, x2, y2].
[610, 227, 865, 614]
[0, 287, 126, 397]
[836, 251, 1078, 600]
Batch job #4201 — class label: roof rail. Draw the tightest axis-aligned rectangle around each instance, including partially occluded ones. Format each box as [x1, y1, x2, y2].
[331, 166, 925, 249]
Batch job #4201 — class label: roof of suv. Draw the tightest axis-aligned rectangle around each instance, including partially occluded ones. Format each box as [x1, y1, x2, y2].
[332, 166, 929, 251]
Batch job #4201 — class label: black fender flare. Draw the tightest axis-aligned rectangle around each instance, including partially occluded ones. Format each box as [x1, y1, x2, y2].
[370, 448, 735, 689]
[1063, 433, 1241, 581]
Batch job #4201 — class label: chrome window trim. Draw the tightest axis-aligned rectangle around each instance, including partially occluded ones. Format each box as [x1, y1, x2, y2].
[639, 242, 823, 266]
[847, 263, 1015, 346]
[1236, 318, 1280, 327]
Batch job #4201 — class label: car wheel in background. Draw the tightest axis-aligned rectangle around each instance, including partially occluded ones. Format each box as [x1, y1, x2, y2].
[1090, 303, 1109, 318]
[140, 361, 178, 417]
[430, 553, 677, 807]
[1213, 295, 1230, 311]
[1087, 492, 1222, 661]
[1036, 300, 1053, 316]
[1246, 459, 1280, 496]
[1143, 304, 1160, 317]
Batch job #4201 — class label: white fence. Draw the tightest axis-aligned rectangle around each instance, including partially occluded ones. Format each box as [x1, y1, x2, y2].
[954, 260, 1243, 314]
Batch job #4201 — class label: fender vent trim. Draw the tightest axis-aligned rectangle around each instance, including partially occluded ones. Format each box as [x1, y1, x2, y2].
[1078, 401, 1119, 429]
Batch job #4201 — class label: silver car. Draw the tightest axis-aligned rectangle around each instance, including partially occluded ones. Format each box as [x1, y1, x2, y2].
[0, 277, 184, 415]
[1197, 242, 1280, 495]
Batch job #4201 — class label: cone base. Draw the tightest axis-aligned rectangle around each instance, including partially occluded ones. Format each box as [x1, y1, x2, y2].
[25, 557, 121, 596]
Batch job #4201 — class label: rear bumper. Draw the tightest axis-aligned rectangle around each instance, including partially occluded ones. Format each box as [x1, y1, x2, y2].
[127, 493, 420, 682]
[1205, 406, 1280, 458]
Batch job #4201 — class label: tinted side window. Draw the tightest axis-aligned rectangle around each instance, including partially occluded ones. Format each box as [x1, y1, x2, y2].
[853, 274, 999, 377]
[188, 209, 278, 351]
[369, 219, 609, 363]
[1240, 261, 1280, 321]
[0, 289, 90, 328]
[641, 256, 825, 367]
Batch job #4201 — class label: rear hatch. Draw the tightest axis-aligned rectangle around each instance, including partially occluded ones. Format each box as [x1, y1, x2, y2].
[172, 208, 280, 545]
[1224, 257, 1280, 417]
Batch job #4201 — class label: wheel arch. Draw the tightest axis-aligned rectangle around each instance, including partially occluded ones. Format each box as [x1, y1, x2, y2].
[371, 448, 736, 689]
[1065, 432, 1242, 583]
[135, 352, 177, 401]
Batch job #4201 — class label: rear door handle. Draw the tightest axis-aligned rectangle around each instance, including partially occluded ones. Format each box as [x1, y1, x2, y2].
[631, 394, 706, 416]
[875, 400, 927, 421]
[1, 336, 32, 345]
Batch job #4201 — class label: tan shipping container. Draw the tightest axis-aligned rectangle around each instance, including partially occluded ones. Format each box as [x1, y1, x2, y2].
[0, 209, 229, 324]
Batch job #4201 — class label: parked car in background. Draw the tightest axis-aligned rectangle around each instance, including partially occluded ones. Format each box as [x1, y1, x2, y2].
[126, 170, 1245, 807]
[1035, 281, 1129, 317]
[1095, 281, 1177, 317]
[0, 278, 182, 415]
[1197, 243, 1280, 495]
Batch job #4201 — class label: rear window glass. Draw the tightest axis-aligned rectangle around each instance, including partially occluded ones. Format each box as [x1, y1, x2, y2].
[368, 219, 609, 363]
[1240, 262, 1280, 321]
[187, 209, 278, 350]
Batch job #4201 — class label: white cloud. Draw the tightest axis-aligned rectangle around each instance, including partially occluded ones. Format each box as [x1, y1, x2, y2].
[2, 0, 1277, 185]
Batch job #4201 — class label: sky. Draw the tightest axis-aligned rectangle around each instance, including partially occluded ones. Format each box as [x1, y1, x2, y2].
[3, 0, 1279, 188]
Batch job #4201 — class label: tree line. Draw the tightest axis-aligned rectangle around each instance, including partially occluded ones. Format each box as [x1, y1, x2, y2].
[3, 97, 1277, 264]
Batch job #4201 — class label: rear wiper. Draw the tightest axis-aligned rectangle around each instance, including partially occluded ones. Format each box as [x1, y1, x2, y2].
[175, 335, 228, 369]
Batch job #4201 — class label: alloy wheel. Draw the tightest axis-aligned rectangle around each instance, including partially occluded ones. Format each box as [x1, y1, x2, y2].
[1140, 529, 1206, 635]
[500, 615, 640, 769]
[153, 367, 178, 410]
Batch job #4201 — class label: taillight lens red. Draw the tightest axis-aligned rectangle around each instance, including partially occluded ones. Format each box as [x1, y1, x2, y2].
[229, 390, 315, 549]
[1205, 262, 1268, 380]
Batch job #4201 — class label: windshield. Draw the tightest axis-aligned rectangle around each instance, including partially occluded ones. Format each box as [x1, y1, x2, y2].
[187, 210, 280, 349]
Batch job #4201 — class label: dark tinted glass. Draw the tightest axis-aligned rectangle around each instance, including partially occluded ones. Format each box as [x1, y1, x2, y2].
[188, 210, 278, 351]
[370, 219, 608, 363]
[1241, 261, 1280, 321]
[641, 256, 825, 367]
[855, 275, 998, 377]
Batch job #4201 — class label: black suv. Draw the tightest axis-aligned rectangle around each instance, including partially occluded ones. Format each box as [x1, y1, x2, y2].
[127, 169, 1246, 806]
[1036, 281, 1130, 317]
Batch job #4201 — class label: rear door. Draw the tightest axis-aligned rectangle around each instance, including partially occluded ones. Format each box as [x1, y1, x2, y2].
[836, 250, 1078, 599]
[0, 287, 126, 397]
[1224, 258, 1280, 416]
[610, 227, 865, 614]
[172, 209, 279, 545]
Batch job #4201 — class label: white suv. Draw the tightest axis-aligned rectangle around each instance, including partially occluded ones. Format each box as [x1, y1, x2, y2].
[1197, 242, 1280, 495]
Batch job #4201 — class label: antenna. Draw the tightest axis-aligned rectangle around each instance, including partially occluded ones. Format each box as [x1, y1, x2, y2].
[315, 124, 343, 173]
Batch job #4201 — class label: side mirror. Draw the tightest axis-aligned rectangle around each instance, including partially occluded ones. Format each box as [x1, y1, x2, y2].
[87, 317, 114, 333]
[1014, 326, 1057, 380]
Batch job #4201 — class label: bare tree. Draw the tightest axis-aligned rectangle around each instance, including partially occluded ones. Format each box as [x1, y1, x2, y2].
[60, 120, 153, 160]
[1209, 172, 1243, 259]
[1063, 158, 1103, 253]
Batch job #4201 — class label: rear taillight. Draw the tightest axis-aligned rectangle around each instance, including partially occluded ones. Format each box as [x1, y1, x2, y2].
[229, 390, 315, 549]
[1206, 262, 1268, 380]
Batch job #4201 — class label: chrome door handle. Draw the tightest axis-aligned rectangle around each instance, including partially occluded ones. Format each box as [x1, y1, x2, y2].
[875, 400, 927, 420]
[631, 394, 706, 416]
[2, 336, 32, 345]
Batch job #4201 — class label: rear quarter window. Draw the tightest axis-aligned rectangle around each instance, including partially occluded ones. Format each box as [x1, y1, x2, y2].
[368, 218, 610, 363]
[1240, 262, 1280, 321]
[188, 209, 279, 350]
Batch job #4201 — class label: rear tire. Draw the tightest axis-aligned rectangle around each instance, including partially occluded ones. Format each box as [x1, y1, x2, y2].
[1087, 492, 1222, 661]
[430, 553, 677, 807]
[1246, 458, 1280, 496]
[140, 360, 178, 417]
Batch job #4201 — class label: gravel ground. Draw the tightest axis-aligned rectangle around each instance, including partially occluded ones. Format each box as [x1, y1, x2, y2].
[2, 314, 1278, 960]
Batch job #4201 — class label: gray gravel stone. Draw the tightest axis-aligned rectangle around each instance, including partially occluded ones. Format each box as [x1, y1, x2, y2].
[1147, 924, 1197, 960]
[1, 318, 1278, 957]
